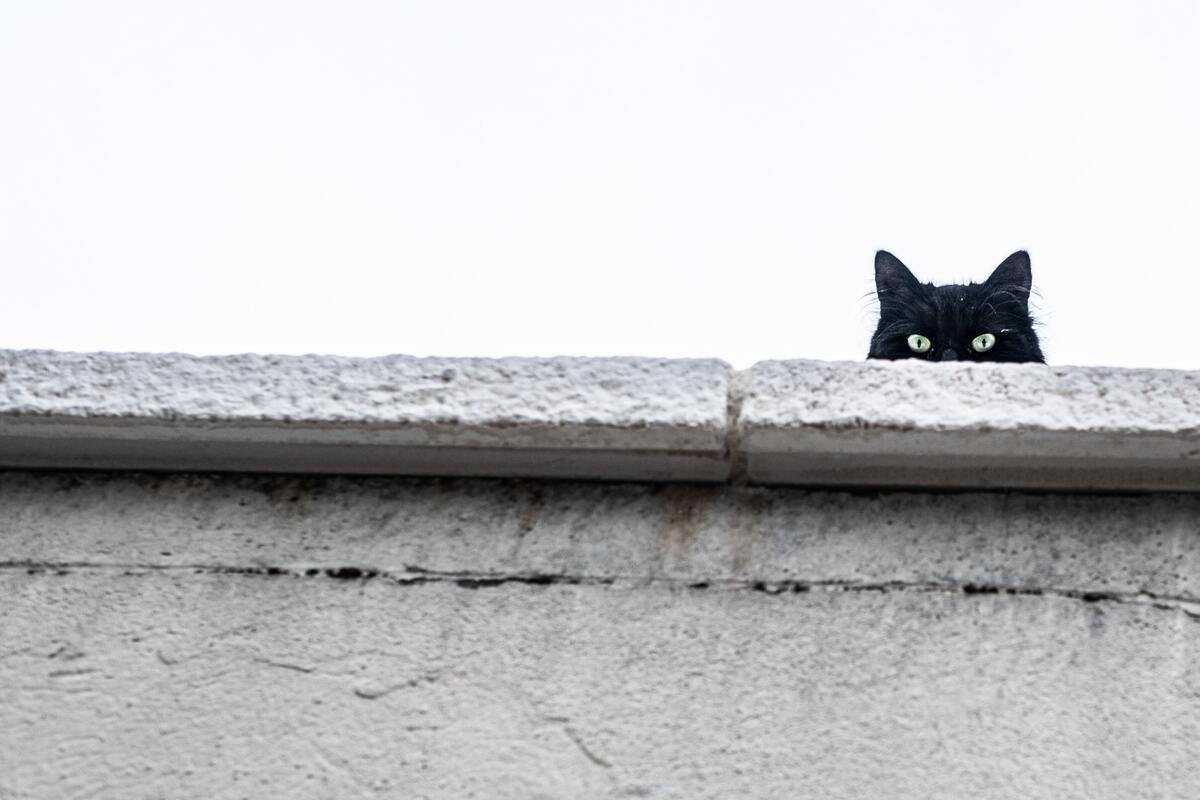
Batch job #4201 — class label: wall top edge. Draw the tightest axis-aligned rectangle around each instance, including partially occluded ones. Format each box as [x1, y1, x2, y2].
[3, 349, 1200, 489]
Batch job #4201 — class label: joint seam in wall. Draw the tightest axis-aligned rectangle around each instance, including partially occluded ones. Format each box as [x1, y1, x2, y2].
[4, 561, 1200, 622]
[724, 371, 749, 485]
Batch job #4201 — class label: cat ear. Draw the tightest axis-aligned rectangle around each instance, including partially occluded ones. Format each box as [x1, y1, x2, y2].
[985, 251, 1033, 297]
[875, 251, 920, 305]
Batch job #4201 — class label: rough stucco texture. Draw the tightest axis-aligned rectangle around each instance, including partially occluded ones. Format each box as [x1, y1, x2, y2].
[741, 358, 1200, 434]
[738, 359, 1200, 489]
[4, 471, 1200, 799]
[0, 349, 730, 449]
[0, 351, 732, 480]
[0, 350, 730, 432]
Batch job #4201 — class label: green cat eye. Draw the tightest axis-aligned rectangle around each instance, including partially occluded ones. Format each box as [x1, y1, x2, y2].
[971, 333, 996, 353]
[906, 334, 932, 354]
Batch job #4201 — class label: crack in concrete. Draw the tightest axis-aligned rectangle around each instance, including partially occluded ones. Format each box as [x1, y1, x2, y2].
[353, 672, 440, 700]
[253, 658, 317, 674]
[542, 715, 614, 769]
[4, 560, 1200, 621]
[563, 726, 613, 769]
[745, 578, 1200, 621]
[47, 667, 98, 678]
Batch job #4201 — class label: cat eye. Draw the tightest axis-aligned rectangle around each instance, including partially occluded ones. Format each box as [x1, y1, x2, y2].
[906, 334, 932, 354]
[971, 333, 996, 353]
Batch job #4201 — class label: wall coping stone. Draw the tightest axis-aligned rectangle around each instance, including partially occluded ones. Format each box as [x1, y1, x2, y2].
[738, 359, 1200, 491]
[3, 349, 1200, 490]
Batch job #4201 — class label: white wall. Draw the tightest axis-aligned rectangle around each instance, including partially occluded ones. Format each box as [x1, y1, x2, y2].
[3, 472, 1199, 799]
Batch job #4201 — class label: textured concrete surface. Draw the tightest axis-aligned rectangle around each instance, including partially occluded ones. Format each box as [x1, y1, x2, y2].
[7, 350, 1200, 489]
[739, 359, 1200, 490]
[4, 471, 1200, 799]
[0, 350, 731, 481]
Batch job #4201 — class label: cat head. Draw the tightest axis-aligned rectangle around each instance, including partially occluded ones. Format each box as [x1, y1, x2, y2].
[868, 250, 1045, 363]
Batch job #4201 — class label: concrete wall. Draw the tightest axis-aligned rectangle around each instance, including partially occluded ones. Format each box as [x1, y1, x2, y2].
[3, 351, 1200, 799]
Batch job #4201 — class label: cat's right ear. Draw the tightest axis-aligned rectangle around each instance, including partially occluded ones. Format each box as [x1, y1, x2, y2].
[875, 250, 920, 308]
[984, 251, 1033, 296]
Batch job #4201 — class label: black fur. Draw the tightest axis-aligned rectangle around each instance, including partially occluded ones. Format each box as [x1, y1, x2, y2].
[868, 251, 1045, 363]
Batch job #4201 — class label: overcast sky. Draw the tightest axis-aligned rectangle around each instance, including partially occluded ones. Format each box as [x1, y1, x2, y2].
[2, 1, 1197, 369]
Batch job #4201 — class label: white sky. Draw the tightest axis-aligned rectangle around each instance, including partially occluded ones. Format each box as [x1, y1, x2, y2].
[2, 1, 1197, 369]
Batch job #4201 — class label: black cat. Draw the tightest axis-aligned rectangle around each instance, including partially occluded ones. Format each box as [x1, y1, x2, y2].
[868, 251, 1045, 363]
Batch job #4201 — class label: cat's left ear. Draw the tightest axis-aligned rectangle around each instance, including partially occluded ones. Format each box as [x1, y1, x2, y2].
[984, 251, 1033, 299]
